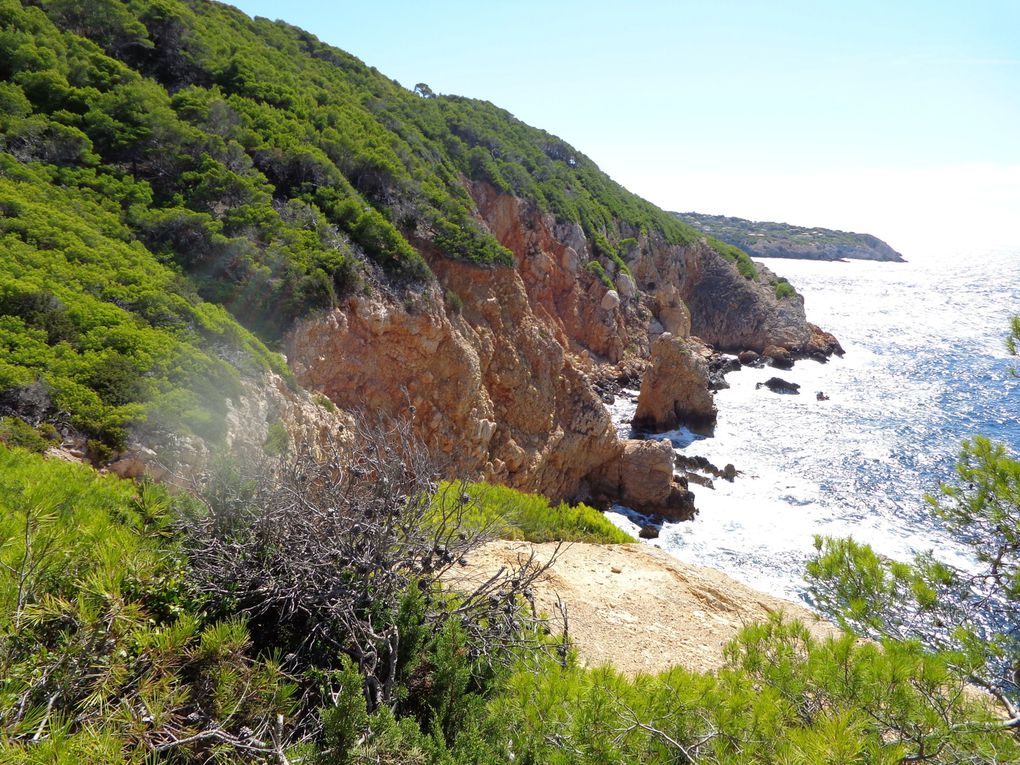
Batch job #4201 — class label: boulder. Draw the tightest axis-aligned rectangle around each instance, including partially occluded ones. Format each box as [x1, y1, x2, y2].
[601, 289, 621, 310]
[616, 272, 637, 299]
[0, 381, 52, 424]
[737, 350, 761, 366]
[590, 438, 697, 521]
[632, 334, 716, 433]
[756, 377, 801, 394]
[802, 323, 845, 361]
[762, 345, 794, 370]
[639, 524, 660, 540]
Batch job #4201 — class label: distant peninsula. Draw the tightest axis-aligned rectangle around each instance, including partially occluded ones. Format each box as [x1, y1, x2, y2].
[673, 212, 905, 262]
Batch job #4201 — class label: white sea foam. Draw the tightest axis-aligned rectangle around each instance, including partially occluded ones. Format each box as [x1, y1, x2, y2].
[608, 248, 1020, 604]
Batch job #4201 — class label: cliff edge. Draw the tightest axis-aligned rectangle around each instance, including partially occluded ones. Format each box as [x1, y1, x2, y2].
[287, 184, 834, 512]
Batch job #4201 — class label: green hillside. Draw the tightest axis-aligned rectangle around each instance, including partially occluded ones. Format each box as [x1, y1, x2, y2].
[0, 0, 764, 453]
[2, 2, 1019, 762]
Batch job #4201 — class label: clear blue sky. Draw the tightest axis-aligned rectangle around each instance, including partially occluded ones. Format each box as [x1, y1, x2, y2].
[228, 0, 1020, 254]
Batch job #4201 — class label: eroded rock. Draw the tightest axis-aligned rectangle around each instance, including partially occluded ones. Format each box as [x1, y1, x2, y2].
[591, 438, 697, 521]
[632, 334, 716, 433]
[763, 345, 794, 369]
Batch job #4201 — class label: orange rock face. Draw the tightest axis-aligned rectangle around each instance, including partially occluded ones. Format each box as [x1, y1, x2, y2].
[589, 438, 697, 521]
[285, 185, 833, 506]
[632, 334, 717, 433]
[286, 278, 621, 500]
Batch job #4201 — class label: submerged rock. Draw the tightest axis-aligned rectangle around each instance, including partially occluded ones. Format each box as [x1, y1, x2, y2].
[674, 453, 740, 489]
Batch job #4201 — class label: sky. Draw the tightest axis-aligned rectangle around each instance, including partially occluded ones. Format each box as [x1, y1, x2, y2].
[228, 0, 1020, 256]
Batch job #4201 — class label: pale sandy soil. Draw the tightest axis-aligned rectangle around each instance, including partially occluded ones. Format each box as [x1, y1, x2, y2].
[445, 540, 838, 676]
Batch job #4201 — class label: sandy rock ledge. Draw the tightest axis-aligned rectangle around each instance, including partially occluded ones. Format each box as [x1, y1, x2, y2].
[445, 541, 837, 676]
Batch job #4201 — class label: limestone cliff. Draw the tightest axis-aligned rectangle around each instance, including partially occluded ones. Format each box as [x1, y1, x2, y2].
[286, 185, 836, 508]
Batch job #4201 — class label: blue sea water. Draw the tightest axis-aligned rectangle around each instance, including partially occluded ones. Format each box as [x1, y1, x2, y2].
[608, 247, 1020, 602]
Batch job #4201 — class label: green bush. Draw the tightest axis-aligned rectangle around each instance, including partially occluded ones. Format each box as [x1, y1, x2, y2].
[0, 416, 57, 452]
[263, 418, 289, 455]
[708, 238, 759, 280]
[444, 288, 464, 314]
[0, 446, 298, 761]
[313, 392, 337, 412]
[434, 481, 634, 544]
[774, 278, 797, 299]
[586, 260, 615, 290]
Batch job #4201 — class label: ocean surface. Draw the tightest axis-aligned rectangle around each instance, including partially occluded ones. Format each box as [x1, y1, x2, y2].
[607, 247, 1020, 604]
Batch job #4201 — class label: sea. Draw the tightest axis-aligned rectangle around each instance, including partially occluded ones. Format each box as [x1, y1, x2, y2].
[607, 247, 1020, 605]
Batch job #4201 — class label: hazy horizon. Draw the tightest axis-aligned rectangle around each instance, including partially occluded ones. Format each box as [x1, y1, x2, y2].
[229, 0, 1020, 258]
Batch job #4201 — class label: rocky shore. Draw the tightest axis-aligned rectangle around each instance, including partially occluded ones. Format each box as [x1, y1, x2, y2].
[283, 184, 841, 521]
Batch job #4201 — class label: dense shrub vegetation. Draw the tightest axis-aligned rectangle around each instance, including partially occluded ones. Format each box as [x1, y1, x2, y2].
[436, 481, 634, 544]
[0, 154, 285, 451]
[774, 277, 797, 299]
[4, 441, 1018, 763]
[0, 0, 757, 453]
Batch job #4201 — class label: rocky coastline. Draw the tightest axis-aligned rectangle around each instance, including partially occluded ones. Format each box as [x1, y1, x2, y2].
[281, 184, 841, 524]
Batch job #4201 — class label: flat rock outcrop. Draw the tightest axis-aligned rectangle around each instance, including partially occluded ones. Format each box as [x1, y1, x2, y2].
[632, 334, 717, 432]
[445, 541, 838, 675]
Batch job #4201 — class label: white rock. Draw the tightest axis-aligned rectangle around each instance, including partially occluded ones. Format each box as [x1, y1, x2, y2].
[616, 273, 637, 299]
